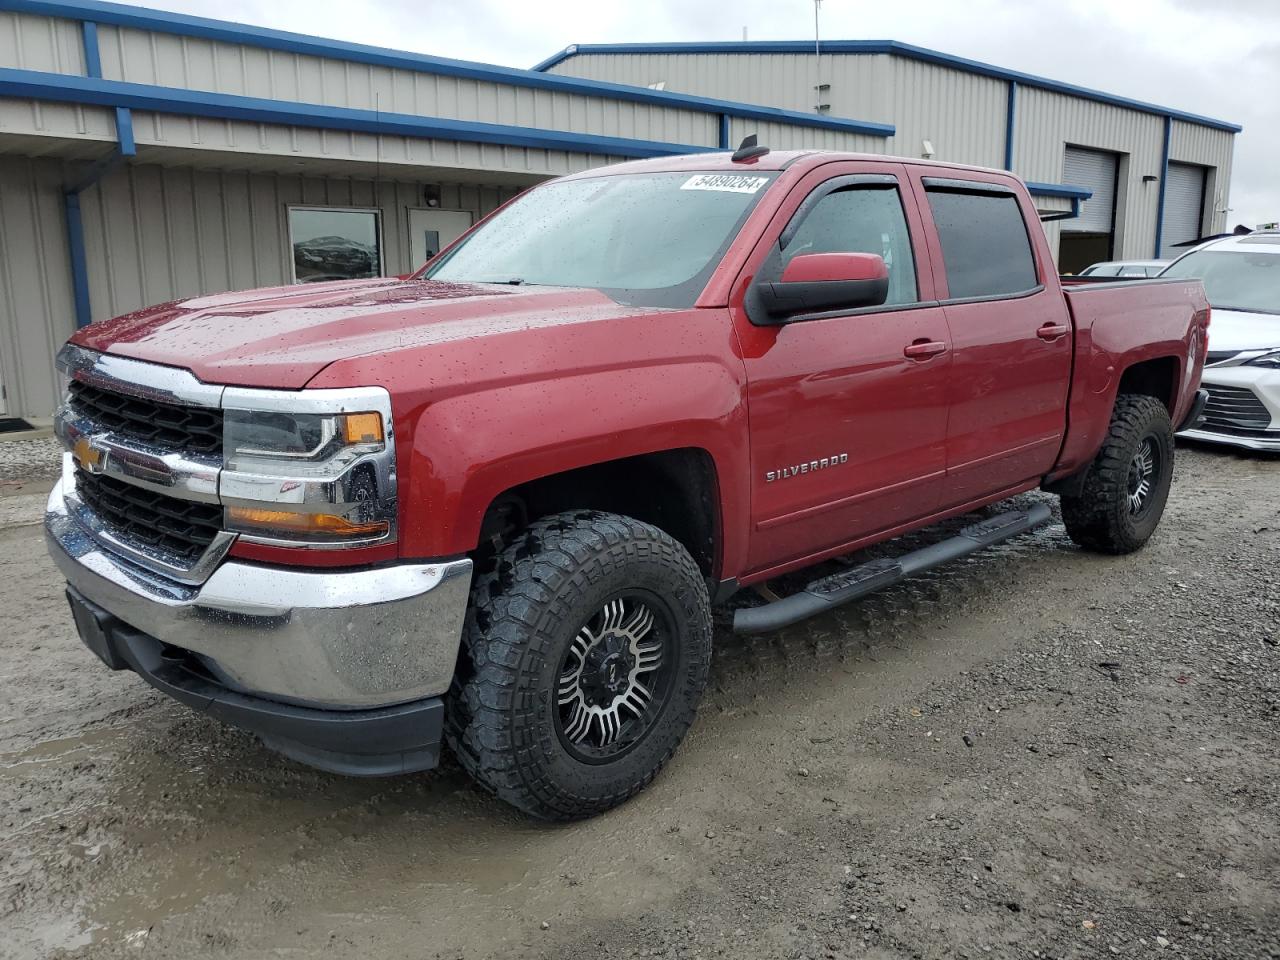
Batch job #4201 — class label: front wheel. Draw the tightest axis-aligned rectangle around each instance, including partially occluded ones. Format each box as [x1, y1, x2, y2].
[1060, 393, 1175, 555]
[446, 511, 712, 820]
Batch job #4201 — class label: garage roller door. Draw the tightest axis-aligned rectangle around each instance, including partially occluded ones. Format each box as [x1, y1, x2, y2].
[1161, 162, 1206, 257]
[1061, 148, 1117, 234]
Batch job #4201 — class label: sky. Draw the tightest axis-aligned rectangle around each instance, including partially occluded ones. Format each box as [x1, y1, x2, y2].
[148, 0, 1276, 227]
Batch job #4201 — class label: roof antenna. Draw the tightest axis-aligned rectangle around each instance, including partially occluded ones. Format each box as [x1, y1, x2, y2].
[732, 134, 769, 163]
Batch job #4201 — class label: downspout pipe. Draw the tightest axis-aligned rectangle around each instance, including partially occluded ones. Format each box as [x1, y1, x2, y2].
[1152, 115, 1172, 259]
[65, 20, 136, 328]
[1004, 80, 1016, 171]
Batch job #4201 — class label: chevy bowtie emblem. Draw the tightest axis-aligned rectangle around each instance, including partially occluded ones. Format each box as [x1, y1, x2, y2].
[72, 436, 109, 475]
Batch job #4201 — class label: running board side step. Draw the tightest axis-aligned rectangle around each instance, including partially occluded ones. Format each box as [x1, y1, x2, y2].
[732, 503, 1053, 634]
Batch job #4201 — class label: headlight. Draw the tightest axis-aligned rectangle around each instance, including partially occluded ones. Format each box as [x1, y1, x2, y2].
[224, 409, 384, 467]
[220, 387, 397, 548]
[1244, 349, 1280, 369]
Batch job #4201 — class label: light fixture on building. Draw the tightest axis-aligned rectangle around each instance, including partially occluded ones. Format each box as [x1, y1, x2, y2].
[922, 139, 936, 159]
[813, 82, 831, 113]
[423, 185, 441, 207]
[1142, 175, 1159, 183]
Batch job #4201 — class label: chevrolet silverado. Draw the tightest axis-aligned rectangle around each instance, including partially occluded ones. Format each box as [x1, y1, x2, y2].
[47, 145, 1210, 819]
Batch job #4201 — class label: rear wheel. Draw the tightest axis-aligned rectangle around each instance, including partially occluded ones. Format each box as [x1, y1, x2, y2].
[446, 511, 712, 820]
[1060, 393, 1174, 554]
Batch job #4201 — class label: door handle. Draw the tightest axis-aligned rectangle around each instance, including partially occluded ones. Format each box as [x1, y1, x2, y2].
[1037, 323, 1069, 341]
[904, 339, 948, 360]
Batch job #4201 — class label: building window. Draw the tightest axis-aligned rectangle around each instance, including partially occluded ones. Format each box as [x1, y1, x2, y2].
[925, 189, 1039, 299]
[288, 207, 383, 283]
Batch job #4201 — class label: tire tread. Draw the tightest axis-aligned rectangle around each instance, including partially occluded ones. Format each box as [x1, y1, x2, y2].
[445, 510, 711, 820]
[1060, 393, 1174, 555]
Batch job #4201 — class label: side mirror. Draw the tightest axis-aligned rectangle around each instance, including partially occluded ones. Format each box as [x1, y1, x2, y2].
[752, 252, 889, 323]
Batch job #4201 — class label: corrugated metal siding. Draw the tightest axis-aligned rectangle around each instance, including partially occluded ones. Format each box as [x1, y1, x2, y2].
[123, 110, 630, 178]
[0, 156, 76, 420]
[0, 11, 84, 74]
[0, 157, 524, 417]
[1170, 120, 1234, 235]
[552, 53, 1007, 165]
[1014, 86, 1165, 259]
[0, 96, 118, 148]
[724, 116, 884, 154]
[877, 57, 1006, 167]
[96, 26, 718, 147]
[552, 52, 826, 114]
[81, 163, 522, 321]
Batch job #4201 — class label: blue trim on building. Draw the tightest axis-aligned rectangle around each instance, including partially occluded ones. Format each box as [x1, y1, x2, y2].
[68, 16, 139, 327]
[78, 17, 135, 157]
[113, 103, 134, 153]
[1153, 116, 1173, 258]
[718, 114, 731, 150]
[0, 68, 720, 158]
[1025, 182, 1093, 201]
[0, 1, 894, 138]
[534, 41, 1242, 134]
[64, 189, 92, 327]
[1003, 81, 1017, 171]
[530, 46, 577, 73]
[79, 19, 101, 75]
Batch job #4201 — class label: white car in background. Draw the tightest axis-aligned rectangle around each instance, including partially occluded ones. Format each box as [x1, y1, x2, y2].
[1079, 259, 1170, 278]
[1161, 233, 1280, 451]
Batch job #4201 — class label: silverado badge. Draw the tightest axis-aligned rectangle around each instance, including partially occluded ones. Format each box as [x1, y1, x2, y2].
[766, 453, 848, 483]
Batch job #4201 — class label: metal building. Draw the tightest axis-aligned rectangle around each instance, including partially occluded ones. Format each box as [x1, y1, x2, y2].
[536, 42, 1240, 273]
[0, 2, 1240, 421]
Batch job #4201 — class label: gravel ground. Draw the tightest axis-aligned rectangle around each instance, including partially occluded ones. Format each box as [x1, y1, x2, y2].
[0, 437, 62, 491]
[1, 441, 1277, 960]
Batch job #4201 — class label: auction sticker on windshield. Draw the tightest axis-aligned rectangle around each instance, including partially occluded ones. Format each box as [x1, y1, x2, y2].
[680, 174, 770, 194]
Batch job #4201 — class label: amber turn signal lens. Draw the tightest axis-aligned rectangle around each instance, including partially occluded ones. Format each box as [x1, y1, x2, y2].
[227, 506, 389, 538]
[341, 412, 384, 445]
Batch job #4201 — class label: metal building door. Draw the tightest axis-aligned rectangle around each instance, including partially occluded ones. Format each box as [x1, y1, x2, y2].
[408, 209, 474, 269]
[1061, 147, 1118, 235]
[1059, 147, 1120, 272]
[1161, 162, 1206, 257]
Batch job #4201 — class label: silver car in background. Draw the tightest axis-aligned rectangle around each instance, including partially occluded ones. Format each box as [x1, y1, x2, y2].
[1080, 259, 1170, 278]
[1161, 233, 1280, 451]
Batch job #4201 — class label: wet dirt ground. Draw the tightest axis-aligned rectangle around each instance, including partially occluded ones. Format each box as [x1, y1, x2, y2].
[2, 443, 1277, 960]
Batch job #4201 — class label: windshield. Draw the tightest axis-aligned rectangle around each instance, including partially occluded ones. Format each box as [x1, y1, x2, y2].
[1161, 250, 1280, 315]
[422, 171, 778, 307]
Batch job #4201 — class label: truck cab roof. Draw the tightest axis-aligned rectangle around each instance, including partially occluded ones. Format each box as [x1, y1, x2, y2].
[560, 149, 1024, 182]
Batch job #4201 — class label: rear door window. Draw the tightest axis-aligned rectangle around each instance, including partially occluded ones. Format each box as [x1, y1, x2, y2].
[924, 187, 1039, 300]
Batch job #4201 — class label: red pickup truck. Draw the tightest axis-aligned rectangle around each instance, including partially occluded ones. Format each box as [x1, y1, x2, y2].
[46, 146, 1209, 820]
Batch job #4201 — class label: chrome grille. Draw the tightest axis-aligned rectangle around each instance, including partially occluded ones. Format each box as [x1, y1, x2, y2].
[68, 379, 223, 456]
[75, 471, 222, 564]
[1201, 384, 1273, 437]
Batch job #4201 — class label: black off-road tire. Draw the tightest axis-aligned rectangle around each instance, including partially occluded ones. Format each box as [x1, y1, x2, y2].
[445, 510, 712, 821]
[1060, 393, 1175, 555]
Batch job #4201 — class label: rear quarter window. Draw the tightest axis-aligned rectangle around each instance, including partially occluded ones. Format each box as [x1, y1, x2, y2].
[925, 189, 1040, 300]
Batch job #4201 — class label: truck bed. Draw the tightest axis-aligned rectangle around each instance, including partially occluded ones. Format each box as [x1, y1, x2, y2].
[1051, 276, 1210, 480]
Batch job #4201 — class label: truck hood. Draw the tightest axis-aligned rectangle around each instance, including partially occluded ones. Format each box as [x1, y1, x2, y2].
[1208, 308, 1280, 353]
[70, 277, 649, 388]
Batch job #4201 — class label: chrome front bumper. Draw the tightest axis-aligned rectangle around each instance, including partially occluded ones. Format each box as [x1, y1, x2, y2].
[46, 471, 473, 709]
